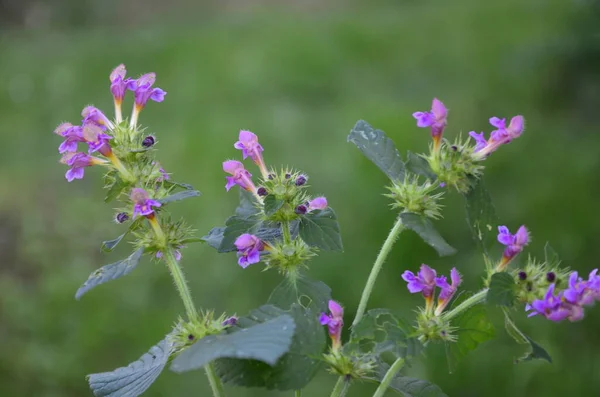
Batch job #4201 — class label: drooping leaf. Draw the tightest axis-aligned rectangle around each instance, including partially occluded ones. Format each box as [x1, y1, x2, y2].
[157, 190, 201, 204]
[503, 309, 552, 363]
[171, 311, 295, 372]
[445, 295, 495, 373]
[101, 218, 143, 252]
[365, 362, 448, 397]
[349, 309, 422, 360]
[268, 275, 332, 312]
[75, 248, 144, 300]
[264, 195, 284, 216]
[105, 175, 128, 203]
[405, 151, 437, 181]
[463, 177, 498, 254]
[400, 213, 456, 257]
[88, 337, 173, 397]
[348, 120, 405, 181]
[544, 242, 561, 267]
[299, 208, 343, 251]
[164, 180, 195, 191]
[487, 273, 516, 307]
[202, 226, 226, 250]
[236, 189, 259, 218]
[214, 304, 326, 390]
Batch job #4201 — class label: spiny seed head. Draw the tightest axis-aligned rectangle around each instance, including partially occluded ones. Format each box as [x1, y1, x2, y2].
[385, 174, 444, 219]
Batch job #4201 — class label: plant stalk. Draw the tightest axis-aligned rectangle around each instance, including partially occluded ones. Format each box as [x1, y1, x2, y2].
[329, 376, 350, 397]
[295, 390, 302, 397]
[282, 219, 292, 244]
[352, 217, 405, 327]
[442, 288, 488, 322]
[372, 358, 405, 397]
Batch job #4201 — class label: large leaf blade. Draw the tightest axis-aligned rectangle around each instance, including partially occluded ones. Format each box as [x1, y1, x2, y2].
[299, 208, 343, 251]
[400, 213, 456, 257]
[503, 309, 552, 363]
[157, 190, 201, 204]
[268, 275, 332, 312]
[487, 273, 516, 307]
[463, 177, 498, 254]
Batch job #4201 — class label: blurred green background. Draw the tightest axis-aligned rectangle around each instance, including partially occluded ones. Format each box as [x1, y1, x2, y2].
[1, 0, 599, 396]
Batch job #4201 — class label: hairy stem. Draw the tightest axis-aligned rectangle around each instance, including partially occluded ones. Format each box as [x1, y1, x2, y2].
[442, 288, 488, 322]
[282, 219, 292, 244]
[372, 358, 405, 397]
[329, 376, 350, 397]
[204, 361, 226, 397]
[295, 390, 302, 397]
[352, 216, 405, 327]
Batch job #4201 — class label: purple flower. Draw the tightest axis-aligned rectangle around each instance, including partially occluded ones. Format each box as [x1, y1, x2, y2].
[320, 300, 344, 350]
[402, 264, 437, 312]
[222, 316, 238, 327]
[472, 115, 525, 159]
[234, 234, 265, 268]
[82, 106, 113, 129]
[413, 98, 447, 151]
[156, 248, 183, 261]
[110, 64, 131, 104]
[82, 123, 113, 157]
[234, 130, 267, 175]
[54, 122, 85, 153]
[528, 284, 571, 322]
[128, 73, 167, 110]
[563, 270, 600, 307]
[223, 160, 257, 193]
[434, 267, 462, 315]
[497, 225, 529, 269]
[60, 152, 106, 182]
[468, 131, 487, 152]
[308, 197, 328, 211]
[130, 188, 162, 218]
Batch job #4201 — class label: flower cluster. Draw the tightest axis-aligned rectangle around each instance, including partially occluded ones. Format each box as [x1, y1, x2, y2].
[402, 264, 462, 316]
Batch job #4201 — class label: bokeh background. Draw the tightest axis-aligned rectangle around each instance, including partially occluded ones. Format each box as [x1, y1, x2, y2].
[1, 0, 600, 396]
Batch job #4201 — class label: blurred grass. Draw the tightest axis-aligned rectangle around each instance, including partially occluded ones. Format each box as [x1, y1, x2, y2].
[1, 1, 600, 396]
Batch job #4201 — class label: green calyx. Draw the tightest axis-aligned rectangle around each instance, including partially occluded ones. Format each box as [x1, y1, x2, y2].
[426, 135, 484, 193]
[415, 309, 455, 343]
[170, 311, 233, 354]
[259, 168, 310, 222]
[133, 217, 196, 256]
[513, 256, 571, 303]
[324, 350, 376, 380]
[264, 238, 317, 276]
[385, 175, 444, 220]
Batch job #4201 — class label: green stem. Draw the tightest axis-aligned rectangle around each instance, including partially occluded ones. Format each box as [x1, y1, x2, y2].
[163, 249, 226, 397]
[282, 219, 292, 244]
[442, 288, 488, 322]
[295, 390, 302, 397]
[352, 216, 405, 327]
[329, 376, 350, 397]
[372, 358, 405, 397]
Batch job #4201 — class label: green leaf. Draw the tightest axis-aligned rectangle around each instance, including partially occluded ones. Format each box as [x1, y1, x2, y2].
[349, 309, 422, 360]
[348, 120, 405, 181]
[487, 273, 516, 307]
[366, 362, 448, 397]
[164, 180, 195, 191]
[405, 151, 436, 181]
[217, 215, 262, 252]
[202, 226, 225, 250]
[463, 177, 498, 254]
[157, 190, 201, 204]
[264, 195, 284, 216]
[544, 242, 561, 267]
[503, 309, 552, 363]
[75, 248, 144, 300]
[170, 311, 295, 372]
[101, 218, 143, 252]
[268, 275, 332, 312]
[214, 304, 325, 390]
[400, 213, 456, 257]
[236, 189, 259, 218]
[105, 175, 128, 203]
[445, 295, 495, 373]
[88, 337, 173, 397]
[299, 208, 343, 251]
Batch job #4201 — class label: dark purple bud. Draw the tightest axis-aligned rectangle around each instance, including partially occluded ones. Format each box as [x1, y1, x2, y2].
[518, 271, 527, 280]
[295, 175, 307, 186]
[257, 187, 268, 196]
[268, 173, 275, 180]
[222, 316, 238, 327]
[450, 145, 458, 152]
[142, 135, 155, 148]
[546, 272, 556, 282]
[116, 212, 129, 223]
[285, 173, 291, 179]
[187, 334, 195, 341]
[295, 204, 307, 215]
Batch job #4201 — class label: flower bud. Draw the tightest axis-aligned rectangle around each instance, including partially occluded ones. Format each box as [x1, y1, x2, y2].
[295, 175, 307, 186]
[115, 212, 129, 224]
[142, 135, 156, 147]
[257, 187, 268, 196]
[295, 204, 308, 215]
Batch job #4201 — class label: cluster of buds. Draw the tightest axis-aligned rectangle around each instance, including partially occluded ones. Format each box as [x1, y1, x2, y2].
[413, 98, 524, 192]
[170, 312, 239, 354]
[402, 264, 462, 341]
[222, 130, 328, 274]
[385, 175, 444, 219]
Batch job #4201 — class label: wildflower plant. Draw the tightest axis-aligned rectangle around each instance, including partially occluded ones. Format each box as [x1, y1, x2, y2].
[57, 67, 597, 397]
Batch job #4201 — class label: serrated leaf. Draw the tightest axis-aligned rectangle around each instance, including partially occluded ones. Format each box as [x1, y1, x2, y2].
[463, 177, 498, 254]
[487, 273, 516, 307]
[88, 337, 172, 397]
[348, 120, 405, 181]
[202, 227, 225, 250]
[268, 275, 332, 312]
[445, 295, 495, 373]
[217, 215, 262, 252]
[236, 189, 259, 218]
[349, 309, 422, 360]
[75, 248, 144, 300]
[105, 175, 128, 203]
[171, 312, 295, 372]
[544, 242, 561, 267]
[503, 309, 552, 363]
[366, 362, 448, 397]
[214, 304, 325, 390]
[299, 208, 343, 251]
[405, 151, 437, 181]
[263, 195, 284, 216]
[400, 213, 456, 257]
[157, 190, 201, 204]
